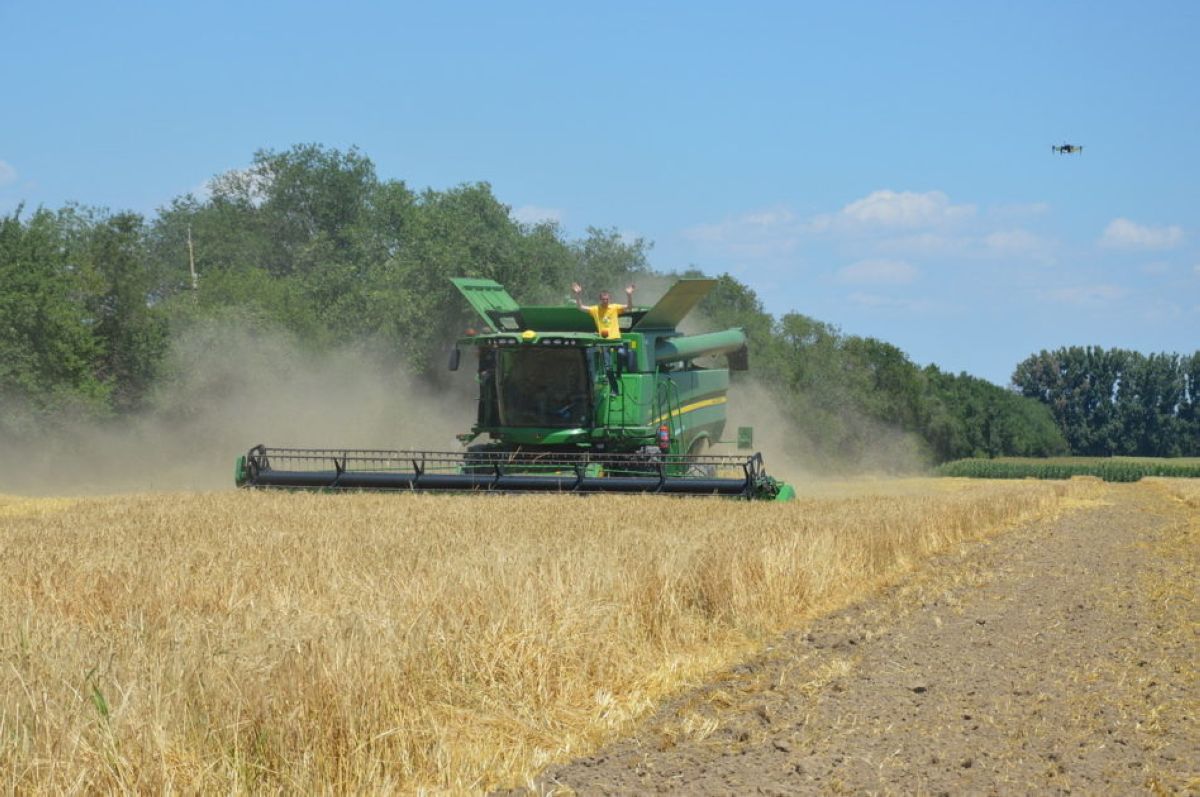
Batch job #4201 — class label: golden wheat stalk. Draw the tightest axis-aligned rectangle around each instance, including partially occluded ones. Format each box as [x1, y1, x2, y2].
[0, 480, 1087, 792]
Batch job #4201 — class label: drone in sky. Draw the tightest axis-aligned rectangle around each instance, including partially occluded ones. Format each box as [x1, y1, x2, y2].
[1052, 143, 1083, 154]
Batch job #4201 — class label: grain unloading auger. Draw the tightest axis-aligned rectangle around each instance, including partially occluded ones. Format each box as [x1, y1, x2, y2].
[235, 278, 795, 501]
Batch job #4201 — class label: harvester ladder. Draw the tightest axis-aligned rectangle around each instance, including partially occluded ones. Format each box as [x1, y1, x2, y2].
[603, 368, 625, 433]
[654, 376, 684, 454]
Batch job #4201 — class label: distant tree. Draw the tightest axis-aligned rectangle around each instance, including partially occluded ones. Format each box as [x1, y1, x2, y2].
[696, 273, 1065, 465]
[1013, 347, 1122, 455]
[922, 367, 1067, 459]
[355, 181, 576, 374]
[1182, 353, 1200, 441]
[151, 152, 583, 376]
[0, 207, 108, 434]
[1014, 346, 1199, 456]
[1113, 352, 1187, 456]
[2, 143, 1103, 467]
[842, 336, 926, 431]
[248, 144, 378, 277]
[694, 272, 781, 367]
[569, 227, 651, 295]
[81, 210, 169, 412]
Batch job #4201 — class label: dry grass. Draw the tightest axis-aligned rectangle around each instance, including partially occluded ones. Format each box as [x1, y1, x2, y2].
[1154, 476, 1200, 509]
[0, 479, 1091, 792]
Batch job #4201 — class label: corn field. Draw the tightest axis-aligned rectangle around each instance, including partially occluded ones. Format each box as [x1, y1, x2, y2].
[936, 456, 1200, 482]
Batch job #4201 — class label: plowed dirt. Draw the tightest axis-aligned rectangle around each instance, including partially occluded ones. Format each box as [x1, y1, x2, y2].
[530, 481, 1199, 794]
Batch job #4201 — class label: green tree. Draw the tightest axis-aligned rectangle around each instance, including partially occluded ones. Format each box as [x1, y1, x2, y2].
[2, 143, 1103, 467]
[843, 336, 926, 431]
[1013, 347, 1123, 455]
[1182, 353, 1200, 450]
[358, 182, 575, 375]
[1014, 346, 1199, 456]
[1114, 352, 1186, 456]
[246, 144, 378, 278]
[922, 367, 1066, 459]
[82, 211, 170, 412]
[569, 227, 651, 295]
[0, 207, 108, 434]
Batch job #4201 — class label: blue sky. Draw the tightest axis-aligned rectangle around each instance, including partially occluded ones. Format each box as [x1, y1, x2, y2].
[2, 0, 1197, 384]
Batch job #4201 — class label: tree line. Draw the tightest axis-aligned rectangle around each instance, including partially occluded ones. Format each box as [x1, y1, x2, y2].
[695, 276, 1067, 463]
[1014, 347, 1200, 456]
[13, 142, 1177, 467]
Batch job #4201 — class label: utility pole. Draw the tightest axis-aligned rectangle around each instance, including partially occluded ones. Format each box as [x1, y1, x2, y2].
[187, 224, 198, 292]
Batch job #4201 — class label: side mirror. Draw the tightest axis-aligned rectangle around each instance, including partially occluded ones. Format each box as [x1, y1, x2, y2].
[448, 347, 461, 371]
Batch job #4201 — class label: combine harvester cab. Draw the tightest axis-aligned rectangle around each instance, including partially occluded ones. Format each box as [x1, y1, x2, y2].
[236, 277, 794, 500]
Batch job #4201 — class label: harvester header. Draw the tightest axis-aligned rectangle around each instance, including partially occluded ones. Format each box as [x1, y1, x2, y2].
[236, 277, 793, 500]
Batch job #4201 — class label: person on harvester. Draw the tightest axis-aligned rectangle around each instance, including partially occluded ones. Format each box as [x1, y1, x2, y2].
[572, 282, 635, 339]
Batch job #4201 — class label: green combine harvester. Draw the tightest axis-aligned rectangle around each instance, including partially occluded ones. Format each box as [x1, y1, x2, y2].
[236, 277, 794, 500]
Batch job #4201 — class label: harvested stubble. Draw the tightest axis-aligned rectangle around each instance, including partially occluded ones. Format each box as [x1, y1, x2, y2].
[1156, 476, 1200, 508]
[1, 479, 1086, 792]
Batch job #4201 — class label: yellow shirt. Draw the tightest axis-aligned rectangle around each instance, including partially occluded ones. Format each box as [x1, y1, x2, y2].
[587, 303, 625, 339]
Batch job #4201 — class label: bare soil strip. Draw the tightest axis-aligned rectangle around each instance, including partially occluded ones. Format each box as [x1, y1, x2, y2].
[534, 482, 1199, 794]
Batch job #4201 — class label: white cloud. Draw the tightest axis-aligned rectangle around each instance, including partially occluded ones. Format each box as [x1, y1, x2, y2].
[1099, 218, 1184, 250]
[1037, 284, 1126, 306]
[512, 205, 563, 225]
[683, 206, 796, 241]
[846, 292, 934, 312]
[990, 201, 1051, 219]
[1140, 299, 1183, 322]
[681, 205, 799, 259]
[682, 190, 977, 264]
[985, 229, 1040, 253]
[810, 189, 975, 233]
[0, 160, 16, 187]
[679, 190, 1076, 279]
[983, 228, 1056, 264]
[875, 232, 968, 257]
[837, 258, 918, 285]
[843, 189, 974, 227]
[1139, 261, 1170, 276]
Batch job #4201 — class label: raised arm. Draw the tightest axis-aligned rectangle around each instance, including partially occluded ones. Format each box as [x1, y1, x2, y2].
[624, 283, 635, 309]
[572, 282, 588, 310]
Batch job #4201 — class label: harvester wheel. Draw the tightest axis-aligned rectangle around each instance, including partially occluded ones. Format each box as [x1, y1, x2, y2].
[462, 444, 494, 475]
[685, 439, 716, 478]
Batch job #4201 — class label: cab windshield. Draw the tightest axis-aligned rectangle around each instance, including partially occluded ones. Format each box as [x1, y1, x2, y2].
[495, 348, 591, 428]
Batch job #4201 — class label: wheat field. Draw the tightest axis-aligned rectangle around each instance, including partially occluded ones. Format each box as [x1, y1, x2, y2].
[0, 480, 1090, 792]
